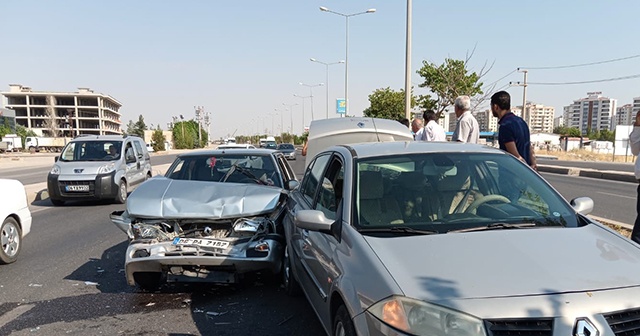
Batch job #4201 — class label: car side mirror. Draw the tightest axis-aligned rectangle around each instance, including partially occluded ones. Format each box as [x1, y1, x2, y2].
[294, 209, 333, 234]
[570, 197, 594, 215]
[285, 180, 299, 191]
[54, 156, 59, 162]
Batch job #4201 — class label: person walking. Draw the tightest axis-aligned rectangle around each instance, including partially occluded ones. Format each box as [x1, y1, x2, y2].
[421, 109, 446, 141]
[490, 91, 537, 170]
[451, 95, 479, 143]
[411, 118, 424, 141]
[629, 112, 640, 244]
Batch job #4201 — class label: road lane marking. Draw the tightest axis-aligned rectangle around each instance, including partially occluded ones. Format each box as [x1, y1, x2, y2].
[596, 191, 636, 200]
[0, 304, 35, 327]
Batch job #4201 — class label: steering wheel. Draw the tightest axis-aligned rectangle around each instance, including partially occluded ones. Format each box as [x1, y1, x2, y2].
[464, 194, 511, 214]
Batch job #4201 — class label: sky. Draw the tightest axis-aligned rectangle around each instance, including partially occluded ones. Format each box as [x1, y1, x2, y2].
[1, 0, 639, 139]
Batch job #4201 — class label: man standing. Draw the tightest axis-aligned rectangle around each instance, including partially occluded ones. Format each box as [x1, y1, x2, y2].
[451, 95, 479, 143]
[490, 91, 537, 170]
[411, 118, 424, 141]
[421, 109, 446, 141]
[629, 112, 640, 244]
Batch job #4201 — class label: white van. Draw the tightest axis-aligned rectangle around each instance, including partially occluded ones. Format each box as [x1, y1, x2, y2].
[304, 117, 414, 167]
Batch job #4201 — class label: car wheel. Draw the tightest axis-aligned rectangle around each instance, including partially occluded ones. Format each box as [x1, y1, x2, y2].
[50, 198, 65, 206]
[0, 217, 22, 264]
[133, 272, 164, 291]
[115, 180, 127, 204]
[333, 305, 356, 336]
[282, 245, 301, 296]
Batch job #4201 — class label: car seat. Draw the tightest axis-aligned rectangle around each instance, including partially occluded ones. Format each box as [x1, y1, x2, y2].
[358, 171, 404, 226]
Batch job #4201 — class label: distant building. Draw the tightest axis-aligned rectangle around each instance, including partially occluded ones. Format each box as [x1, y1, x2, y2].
[563, 92, 617, 134]
[475, 109, 498, 132]
[1, 84, 122, 137]
[436, 111, 451, 132]
[447, 111, 457, 133]
[553, 115, 564, 130]
[633, 97, 640, 122]
[511, 103, 554, 133]
[0, 108, 16, 132]
[616, 104, 633, 126]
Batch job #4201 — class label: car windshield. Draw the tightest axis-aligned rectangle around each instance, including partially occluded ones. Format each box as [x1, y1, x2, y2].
[165, 153, 281, 188]
[277, 144, 294, 150]
[355, 152, 578, 233]
[265, 142, 277, 149]
[59, 141, 123, 162]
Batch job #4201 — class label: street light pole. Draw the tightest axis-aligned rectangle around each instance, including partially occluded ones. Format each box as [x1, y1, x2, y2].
[320, 6, 376, 117]
[404, 0, 412, 120]
[283, 103, 298, 135]
[294, 94, 311, 133]
[299, 83, 323, 121]
[310, 58, 345, 119]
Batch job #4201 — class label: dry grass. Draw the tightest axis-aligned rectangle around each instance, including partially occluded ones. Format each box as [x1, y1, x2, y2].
[535, 149, 636, 163]
[605, 223, 632, 238]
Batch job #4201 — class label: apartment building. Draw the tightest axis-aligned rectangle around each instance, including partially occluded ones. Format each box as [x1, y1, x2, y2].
[563, 92, 617, 134]
[511, 103, 554, 133]
[475, 109, 498, 132]
[553, 115, 564, 129]
[616, 104, 633, 126]
[634, 97, 640, 124]
[1, 84, 122, 136]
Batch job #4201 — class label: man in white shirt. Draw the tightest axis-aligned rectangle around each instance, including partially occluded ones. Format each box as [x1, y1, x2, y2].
[421, 109, 446, 141]
[411, 118, 424, 141]
[451, 95, 479, 144]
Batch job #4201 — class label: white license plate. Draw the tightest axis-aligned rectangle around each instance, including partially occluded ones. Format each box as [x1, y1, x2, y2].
[172, 237, 229, 249]
[65, 185, 89, 192]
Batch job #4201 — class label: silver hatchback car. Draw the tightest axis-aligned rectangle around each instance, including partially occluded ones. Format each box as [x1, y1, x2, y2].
[283, 141, 640, 336]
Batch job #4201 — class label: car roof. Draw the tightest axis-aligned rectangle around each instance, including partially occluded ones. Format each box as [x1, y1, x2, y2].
[177, 148, 276, 157]
[70, 135, 137, 142]
[333, 141, 506, 159]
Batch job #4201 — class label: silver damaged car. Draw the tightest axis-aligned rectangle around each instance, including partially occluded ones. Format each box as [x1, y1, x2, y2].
[111, 149, 297, 290]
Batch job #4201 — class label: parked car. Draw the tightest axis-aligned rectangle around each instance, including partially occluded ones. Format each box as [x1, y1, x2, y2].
[0, 179, 32, 264]
[110, 148, 298, 291]
[276, 143, 296, 160]
[217, 143, 256, 149]
[283, 140, 640, 336]
[47, 135, 152, 205]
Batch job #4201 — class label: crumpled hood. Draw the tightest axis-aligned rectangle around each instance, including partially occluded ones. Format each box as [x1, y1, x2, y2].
[126, 177, 284, 219]
[364, 225, 640, 301]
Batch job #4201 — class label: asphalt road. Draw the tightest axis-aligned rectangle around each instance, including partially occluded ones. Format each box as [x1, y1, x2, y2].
[1, 151, 637, 335]
[538, 158, 635, 173]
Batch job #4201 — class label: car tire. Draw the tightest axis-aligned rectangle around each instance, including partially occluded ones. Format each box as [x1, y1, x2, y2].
[0, 217, 22, 264]
[333, 305, 356, 336]
[282, 245, 301, 296]
[115, 180, 127, 204]
[50, 198, 65, 206]
[133, 272, 164, 291]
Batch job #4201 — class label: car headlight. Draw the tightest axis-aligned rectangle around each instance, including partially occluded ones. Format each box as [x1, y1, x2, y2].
[50, 165, 61, 175]
[368, 296, 487, 336]
[98, 162, 116, 174]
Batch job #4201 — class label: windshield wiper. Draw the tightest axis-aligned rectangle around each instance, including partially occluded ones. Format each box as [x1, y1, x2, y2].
[220, 164, 267, 185]
[359, 227, 439, 235]
[448, 222, 536, 233]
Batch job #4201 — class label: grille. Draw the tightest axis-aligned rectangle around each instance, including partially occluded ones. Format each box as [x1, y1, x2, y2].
[485, 318, 553, 336]
[604, 307, 640, 336]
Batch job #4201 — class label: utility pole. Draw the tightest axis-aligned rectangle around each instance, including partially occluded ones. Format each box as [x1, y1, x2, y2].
[510, 68, 529, 125]
[404, 0, 412, 121]
[194, 106, 204, 147]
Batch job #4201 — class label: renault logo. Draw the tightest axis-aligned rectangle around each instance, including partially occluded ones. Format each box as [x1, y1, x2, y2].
[574, 318, 598, 336]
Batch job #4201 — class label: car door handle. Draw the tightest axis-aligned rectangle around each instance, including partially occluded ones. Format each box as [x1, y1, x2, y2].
[137, 162, 141, 169]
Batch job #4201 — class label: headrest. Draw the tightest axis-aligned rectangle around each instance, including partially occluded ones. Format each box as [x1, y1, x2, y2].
[359, 171, 384, 200]
[436, 164, 470, 191]
[397, 171, 428, 191]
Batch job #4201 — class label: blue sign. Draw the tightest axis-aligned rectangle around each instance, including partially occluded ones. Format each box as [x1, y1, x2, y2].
[336, 99, 346, 114]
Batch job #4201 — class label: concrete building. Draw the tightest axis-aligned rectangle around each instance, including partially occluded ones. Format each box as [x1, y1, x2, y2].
[475, 109, 498, 132]
[447, 111, 457, 133]
[437, 111, 451, 132]
[554, 115, 564, 129]
[512, 103, 555, 133]
[0, 108, 16, 132]
[616, 104, 633, 126]
[634, 97, 640, 123]
[563, 92, 617, 134]
[1, 84, 122, 137]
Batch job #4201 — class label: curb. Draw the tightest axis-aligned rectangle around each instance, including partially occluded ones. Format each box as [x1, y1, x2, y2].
[538, 164, 635, 182]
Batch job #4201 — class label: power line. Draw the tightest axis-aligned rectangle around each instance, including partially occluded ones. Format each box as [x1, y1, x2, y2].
[485, 69, 517, 87]
[523, 53, 640, 70]
[528, 73, 640, 85]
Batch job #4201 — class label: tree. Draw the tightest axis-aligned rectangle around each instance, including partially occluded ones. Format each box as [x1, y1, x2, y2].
[553, 126, 581, 137]
[151, 127, 166, 152]
[125, 120, 136, 135]
[416, 51, 491, 118]
[172, 120, 208, 149]
[363, 87, 416, 120]
[44, 95, 60, 137]
[131, 115, 147, 138]
[15, 125, 37, 149]
[598, 129, 614, 142]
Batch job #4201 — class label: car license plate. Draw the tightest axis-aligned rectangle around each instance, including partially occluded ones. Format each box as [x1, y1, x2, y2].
[65, 185, 89, 192]
[172, 237, 229, 249]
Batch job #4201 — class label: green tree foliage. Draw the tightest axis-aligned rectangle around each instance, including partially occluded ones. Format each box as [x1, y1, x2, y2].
[16, 125, 37, 149]
[416, 58, 484, 117]
[151, 127, 166, 152]
[131, 115, 147, 138]
[125, 120, 136, 135]
[362, 87, 416, 120]
[172, 120, 208, 149]
[0, 122, 11, 138]
[553, 126, 582, 137]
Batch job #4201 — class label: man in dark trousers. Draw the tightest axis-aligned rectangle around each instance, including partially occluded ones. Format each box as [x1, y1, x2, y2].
[491, 91, 537, 170]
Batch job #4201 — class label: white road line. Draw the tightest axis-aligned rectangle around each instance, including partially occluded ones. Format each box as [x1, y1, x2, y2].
[596, 191, 636, 200]
[0, 303, 35, 327]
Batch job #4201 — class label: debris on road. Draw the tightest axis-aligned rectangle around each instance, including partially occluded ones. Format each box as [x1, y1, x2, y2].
[84, 281, 99, 286]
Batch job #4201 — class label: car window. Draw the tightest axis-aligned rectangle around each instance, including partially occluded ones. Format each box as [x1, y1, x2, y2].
[59, 140, 123, 162]
[314, 156, 344, 221]
[133, 140, 144, 158]
[300, 154, 331, 205]
[354, 152, 578, 232]
[275, 155, 294, 182]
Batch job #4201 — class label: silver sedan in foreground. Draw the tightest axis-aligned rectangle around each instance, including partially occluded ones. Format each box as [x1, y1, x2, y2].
[283, 141, 640, 336]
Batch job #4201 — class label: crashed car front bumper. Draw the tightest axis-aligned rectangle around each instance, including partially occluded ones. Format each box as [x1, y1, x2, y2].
[123, 237, 283, 285]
